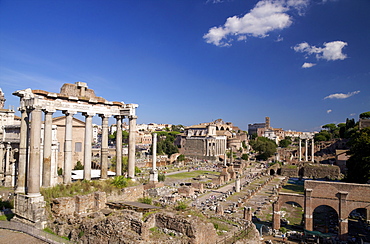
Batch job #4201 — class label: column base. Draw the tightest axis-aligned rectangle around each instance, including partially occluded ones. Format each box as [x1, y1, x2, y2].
[14, 193, 47, 229]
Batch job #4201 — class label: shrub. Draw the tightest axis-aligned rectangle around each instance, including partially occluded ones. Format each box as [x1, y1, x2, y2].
[158, 174, 166, 182]
[175, 201, 187, 211]
[138, 197, 152, 205]
[110, 176, 128, 188]
[74, 161, 84, 170]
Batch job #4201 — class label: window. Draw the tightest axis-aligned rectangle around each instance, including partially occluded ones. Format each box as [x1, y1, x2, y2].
[75, 142, 82, 152]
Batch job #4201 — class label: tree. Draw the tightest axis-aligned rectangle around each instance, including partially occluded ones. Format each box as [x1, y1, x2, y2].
[241, 154, 249, 160]
[346, 127, 370, 184]
[249, 137, 277, 160]
[152, 131, 179, 156]
[359, 111, 370, 119]
[279, 137, 292, 148]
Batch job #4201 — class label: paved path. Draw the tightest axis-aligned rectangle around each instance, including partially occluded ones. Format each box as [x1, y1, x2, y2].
[0, 229, 46, 244]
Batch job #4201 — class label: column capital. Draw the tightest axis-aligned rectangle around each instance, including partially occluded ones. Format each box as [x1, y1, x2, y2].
[62, 110, 76, 116]
[82, 112, 96, 117]
[128, 115, 138, 120]
[43, 108, 56, 114]
[99, 113, 112, 118]
[114, 115, 125, 120]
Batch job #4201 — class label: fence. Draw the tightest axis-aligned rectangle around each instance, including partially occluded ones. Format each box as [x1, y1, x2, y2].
[0, 220, 74, 244]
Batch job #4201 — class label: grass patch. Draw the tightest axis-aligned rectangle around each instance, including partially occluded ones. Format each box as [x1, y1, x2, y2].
[166, 170, 220, 179]
[40, 178, 138, 204]
[280, 183, 304, 194]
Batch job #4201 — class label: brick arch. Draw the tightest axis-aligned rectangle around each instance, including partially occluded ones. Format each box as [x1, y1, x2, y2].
[310, 200, 339, 217]
[276, 193, 305, 210]
[343, 203, 370, 219]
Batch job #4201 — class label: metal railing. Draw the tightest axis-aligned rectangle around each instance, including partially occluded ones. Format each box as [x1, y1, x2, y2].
[0, 220, 74, 244]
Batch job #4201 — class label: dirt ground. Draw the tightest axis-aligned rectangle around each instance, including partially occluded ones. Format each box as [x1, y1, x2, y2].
[0, 229, 46, 244]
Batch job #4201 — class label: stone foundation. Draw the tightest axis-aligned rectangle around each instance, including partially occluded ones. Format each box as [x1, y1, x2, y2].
[14, 194, 47, 229]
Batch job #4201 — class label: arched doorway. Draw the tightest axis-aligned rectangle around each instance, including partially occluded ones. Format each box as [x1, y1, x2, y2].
[277, 168, 281, 175]
[270, 169, 275, 175]
[313, 205, 338, 235]
[348, 208, 369, 242]
[280, 201, 304, 231]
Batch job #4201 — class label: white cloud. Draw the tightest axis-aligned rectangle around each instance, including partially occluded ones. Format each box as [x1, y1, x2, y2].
[350, 113, 356, 116]
[327, 109, 332, 114]
[324, 90, 360, 99]
[203, 0, 309, 46]
[302, 62, 316, 68]
[294, 41, 348, 61]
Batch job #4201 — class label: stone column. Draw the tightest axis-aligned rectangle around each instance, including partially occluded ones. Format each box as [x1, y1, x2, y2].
[338, 191, 349, 241]
[299, 139, 302, 161]
[83, 113, 94, 180]
[115, 115, 123, 176]
[100, 114, 110, 179]
[150, 133, 158, 182]
[304, 189, 313, 231]
[305, 139, 308, 161]
[243, 206, 252, 221]
[4, 144, 12, 187]
[272, 202, 281, 230]
[63, 110, 75, 184]
[311, 138, 314, 162]
[127, 115, 137, 179]
[42, 110, 54, 187]
[15, 108, 29, 193]
[0, 143, 4, 180]
[235, 175, 241, 192]
[28, 107, 42, 196]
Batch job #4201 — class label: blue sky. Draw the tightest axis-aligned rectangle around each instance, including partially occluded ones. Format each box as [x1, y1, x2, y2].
[0, 0, 369, 132]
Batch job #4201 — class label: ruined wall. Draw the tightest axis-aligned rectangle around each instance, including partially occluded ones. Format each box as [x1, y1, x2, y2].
[155, 212, 218, 244]
[107, 184, 145, 202]
[51, 191, 106, 217]
[183, 138, 206, 157]
[302, 164, 340, 179]
[280, 166, 299, 177]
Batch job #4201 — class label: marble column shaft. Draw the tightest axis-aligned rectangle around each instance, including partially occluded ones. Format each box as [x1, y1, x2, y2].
[0, 144, 4, 178]
[311, 138, 314, 162]
[100, 114, 109, 179]
[152, 133, 157, 170]
[42, 110, 54, 187]
[305, 139, 308, 161]
[63, 111, 74, 184]
[28, 107, 42, 196]
[127, 115, 137, 179]
[299, 139, 302, 162]
[15, 108, 29, 193]
[115, 116, 123, 176]
[83, 113, 94, 180]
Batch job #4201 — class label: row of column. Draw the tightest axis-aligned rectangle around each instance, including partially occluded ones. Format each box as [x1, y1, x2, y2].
[205, 138, 226, 156]
[0, 143, 14, 187]
[15, 106, 137, 197]
[298, 138, 314, 162]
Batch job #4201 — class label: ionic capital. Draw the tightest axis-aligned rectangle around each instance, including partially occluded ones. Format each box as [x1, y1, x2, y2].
[82, 112, 96, 118]
[99, 113, 112, 118]
[62, 110, 76, 116]
[43, 109, 56, 114]
[128, 115, 138, 120]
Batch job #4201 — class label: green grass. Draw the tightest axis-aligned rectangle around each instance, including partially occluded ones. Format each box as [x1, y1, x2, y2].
[166, 170, 220, 179]
[40, 178, 138, 204]
[280, 183, 304, 194]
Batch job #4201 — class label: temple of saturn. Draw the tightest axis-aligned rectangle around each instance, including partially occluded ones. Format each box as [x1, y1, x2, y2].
[11, 82, 138, 227]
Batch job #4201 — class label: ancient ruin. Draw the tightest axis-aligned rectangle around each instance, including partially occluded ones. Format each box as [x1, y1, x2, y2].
[11, 82, 138, 227]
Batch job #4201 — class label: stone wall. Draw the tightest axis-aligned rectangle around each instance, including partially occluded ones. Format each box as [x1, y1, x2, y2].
[279, 164, 340, 179]
[155, 212, 218, 244]
[107, 184, 145, 202]
[302, 164, 340, 179]
[51, 191, 106, 217]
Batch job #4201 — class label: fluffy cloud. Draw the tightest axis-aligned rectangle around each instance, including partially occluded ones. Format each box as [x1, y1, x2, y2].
[327, 109, 332, 114]
[203, 0, 309, 46]
[324, 90, 360, 99]
[294, 41, 348, 61]
[302, 62, 316, 68]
